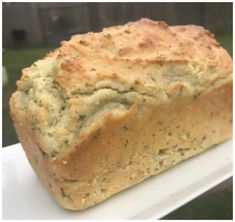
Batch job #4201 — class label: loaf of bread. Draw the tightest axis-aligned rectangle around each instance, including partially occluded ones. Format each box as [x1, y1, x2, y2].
[10, 18, 232, 210]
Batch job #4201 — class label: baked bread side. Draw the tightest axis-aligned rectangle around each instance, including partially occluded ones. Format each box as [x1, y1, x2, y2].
[10, 18, 232, 210]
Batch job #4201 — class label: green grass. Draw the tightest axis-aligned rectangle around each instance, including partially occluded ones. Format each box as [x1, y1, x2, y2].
[217, 35, 233, 56]
[3, 47, 52, 147]
[3, 48, 53, 93]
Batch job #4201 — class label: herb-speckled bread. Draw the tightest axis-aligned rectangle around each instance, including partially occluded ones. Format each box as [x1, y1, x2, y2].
[9, 18, 232, 210]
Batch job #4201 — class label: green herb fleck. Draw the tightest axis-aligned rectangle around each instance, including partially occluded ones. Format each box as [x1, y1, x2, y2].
[124, 139, 129, 147]
[122, 125, 129, 131]
[79, 115, 86, 121]
[51, 151, 58, 158]
[60, 188, 70, 198]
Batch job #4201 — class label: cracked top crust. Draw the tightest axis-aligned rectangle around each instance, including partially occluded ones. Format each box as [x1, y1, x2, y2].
[10, 18, 232, 156]
[55, 18, 231, 93]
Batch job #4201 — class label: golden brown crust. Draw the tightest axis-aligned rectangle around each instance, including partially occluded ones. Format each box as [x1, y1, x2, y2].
[51, 18, 231, 92]
[9, 18, 232, 210]
[15, 17, 229, 96]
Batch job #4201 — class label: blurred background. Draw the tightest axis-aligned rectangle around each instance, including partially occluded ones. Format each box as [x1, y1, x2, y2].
[2, 2, 233, 219]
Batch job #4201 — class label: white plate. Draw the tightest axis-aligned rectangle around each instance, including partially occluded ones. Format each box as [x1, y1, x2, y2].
[2, 140, 232, 219]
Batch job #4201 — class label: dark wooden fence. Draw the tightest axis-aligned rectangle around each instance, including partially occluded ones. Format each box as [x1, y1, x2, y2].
[3, 2, 232, 47]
